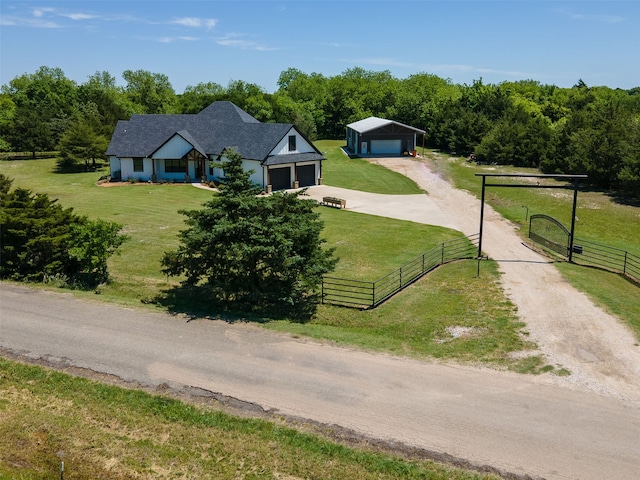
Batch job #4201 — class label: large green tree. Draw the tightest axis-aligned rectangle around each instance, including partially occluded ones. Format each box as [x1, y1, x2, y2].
[122, 69, 177, 114]
[1, 66, 78, 154]
[161, 150, 337, 316]
[0, 175, 128, 286]
[57, 103, 109, 171]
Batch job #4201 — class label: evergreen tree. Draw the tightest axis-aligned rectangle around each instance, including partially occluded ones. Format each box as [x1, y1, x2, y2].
[161, 150, 337, 316]
[0, 174, 127, 286]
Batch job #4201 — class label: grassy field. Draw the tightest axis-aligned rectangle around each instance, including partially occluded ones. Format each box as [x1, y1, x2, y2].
[0, 156, 540, 370]
[2, 147, 638, 478]
[423, 150, 640, 256]
[0, 358, 500, 480]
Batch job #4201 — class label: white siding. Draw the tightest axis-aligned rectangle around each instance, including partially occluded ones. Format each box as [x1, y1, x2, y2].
[269, 128, 315, 156]
[119, 157, 154, 181]
[242, 159, 265, 187]
[215, 156, 266, 187]
[152, 135, 193, 159]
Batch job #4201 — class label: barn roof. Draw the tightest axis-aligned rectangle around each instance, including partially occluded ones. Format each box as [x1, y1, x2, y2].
[346, 116, 425, 134]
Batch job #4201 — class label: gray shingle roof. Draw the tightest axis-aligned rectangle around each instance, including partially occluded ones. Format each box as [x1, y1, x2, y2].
[263, 152, 324, 166]
[106, 101, 323, 163]
[346, 116, 425, 134]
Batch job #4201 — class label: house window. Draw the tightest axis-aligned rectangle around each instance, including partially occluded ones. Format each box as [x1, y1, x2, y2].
[288, 135, 296, 152]
[133, 158, 144, 172]
[164, 159, 186, 173]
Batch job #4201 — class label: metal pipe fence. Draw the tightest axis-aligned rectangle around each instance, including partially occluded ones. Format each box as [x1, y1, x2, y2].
[322, 234, 479, 308]
[571, 238, 640, 284]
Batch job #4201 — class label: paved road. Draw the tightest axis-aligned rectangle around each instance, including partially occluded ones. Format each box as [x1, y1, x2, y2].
[1, 283, 639, 480]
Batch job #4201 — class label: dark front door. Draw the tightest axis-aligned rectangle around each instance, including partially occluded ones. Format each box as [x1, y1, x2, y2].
[195, 160, 204, 180]
[269, 167, 291, 191]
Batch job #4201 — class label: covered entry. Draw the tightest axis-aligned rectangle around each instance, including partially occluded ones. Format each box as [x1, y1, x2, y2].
[296, 164, 316, 187]
[269, 167, 291, 191]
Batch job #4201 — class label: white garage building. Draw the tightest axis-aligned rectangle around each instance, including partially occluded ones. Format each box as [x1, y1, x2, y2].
[345, 117, 425, 157]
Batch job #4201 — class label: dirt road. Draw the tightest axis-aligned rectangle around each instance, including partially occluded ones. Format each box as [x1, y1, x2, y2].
[1, 283, 639, 480]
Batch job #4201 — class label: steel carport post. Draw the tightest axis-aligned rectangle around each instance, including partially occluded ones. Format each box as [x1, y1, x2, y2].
[475, 173, 588, 263]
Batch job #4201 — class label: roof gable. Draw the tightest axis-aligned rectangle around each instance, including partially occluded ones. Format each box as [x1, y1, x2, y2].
[347, 116, 425, 134]
[197, 101, 260, 124]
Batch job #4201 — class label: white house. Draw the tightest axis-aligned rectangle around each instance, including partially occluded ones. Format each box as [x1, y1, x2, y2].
[106, 101, 325, 191]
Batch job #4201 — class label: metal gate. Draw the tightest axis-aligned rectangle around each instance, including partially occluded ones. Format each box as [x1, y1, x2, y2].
[529, 214, 570, 257]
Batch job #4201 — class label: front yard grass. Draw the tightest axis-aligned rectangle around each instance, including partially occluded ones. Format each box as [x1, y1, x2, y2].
[0, 155, 538, 370]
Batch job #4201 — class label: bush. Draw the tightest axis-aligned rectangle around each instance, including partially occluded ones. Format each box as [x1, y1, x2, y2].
[0, 174, 128, 287]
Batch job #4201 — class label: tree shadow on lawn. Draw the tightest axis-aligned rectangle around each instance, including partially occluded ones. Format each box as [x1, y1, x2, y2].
[150, 284, 317, 324]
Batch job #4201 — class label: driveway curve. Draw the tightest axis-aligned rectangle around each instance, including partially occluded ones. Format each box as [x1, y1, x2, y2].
[305, 156, 640, 405]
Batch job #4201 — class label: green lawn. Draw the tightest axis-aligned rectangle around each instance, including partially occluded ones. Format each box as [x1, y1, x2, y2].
[424, 151, 640, 257]
[2, 148, 637, 477]
[0, 155, 541, 370]
[316, 139, 423, 194]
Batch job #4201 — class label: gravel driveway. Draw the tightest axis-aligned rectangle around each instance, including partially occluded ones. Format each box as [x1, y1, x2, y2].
[305, 155, 640, 404]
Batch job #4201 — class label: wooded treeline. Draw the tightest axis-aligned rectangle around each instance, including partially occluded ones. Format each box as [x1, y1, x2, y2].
[1, 66, 639, 195]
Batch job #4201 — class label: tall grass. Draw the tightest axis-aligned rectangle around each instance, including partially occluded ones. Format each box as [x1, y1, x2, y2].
[0, 358, 499, 480]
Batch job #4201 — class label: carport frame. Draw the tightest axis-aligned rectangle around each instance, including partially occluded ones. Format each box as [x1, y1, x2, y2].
[476, 173, 588, 264]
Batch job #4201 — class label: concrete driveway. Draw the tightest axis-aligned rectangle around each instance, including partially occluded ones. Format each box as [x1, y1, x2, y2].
[300, 185, 458, 229]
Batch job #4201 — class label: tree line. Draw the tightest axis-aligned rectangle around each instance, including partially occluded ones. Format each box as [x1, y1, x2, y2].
[1, 66, 638, 195]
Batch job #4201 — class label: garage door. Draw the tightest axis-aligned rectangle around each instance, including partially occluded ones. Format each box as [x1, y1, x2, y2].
[370, 139, 402, 155]
[296, 165, 316, 187]
[269, 167, 291, 191]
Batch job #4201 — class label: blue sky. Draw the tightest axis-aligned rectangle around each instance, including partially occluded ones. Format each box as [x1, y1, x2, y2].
[1, 1, 638, 93]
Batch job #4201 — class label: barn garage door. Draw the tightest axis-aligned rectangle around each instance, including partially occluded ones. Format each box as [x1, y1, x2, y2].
[370, 139, 402, 155]
[269, 167, 291, 191]
[296, 165, 316, 187]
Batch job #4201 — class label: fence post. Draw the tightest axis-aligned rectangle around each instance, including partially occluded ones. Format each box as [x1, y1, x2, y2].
[371, 281, 376, 307]
[441, 242, 445, 265]
[321, 279, 325, 304]
[624, 251, 628, 275]
[422, 253, 425, 273]
[399, 267, 403, 288]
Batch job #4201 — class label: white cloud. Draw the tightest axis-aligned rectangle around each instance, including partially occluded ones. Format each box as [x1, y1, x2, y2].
[32, 7, 54, 18]
[215, 33, 276, 51]
[557, 9, 624, 24]
[0, 14, 61, 28]
[156, 36, 199, 44]
[171, 17, 217, 29]
[61, 13, 100, 21]
[344, 58, 529, 78]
